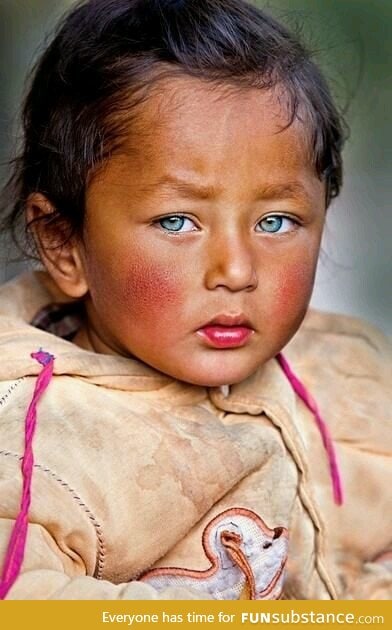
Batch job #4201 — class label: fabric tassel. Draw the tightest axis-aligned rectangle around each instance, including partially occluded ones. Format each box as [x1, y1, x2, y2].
[0, 350, 55, 599]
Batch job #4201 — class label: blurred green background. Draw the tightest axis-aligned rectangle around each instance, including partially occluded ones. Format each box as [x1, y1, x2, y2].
[0, 0, 391, 333]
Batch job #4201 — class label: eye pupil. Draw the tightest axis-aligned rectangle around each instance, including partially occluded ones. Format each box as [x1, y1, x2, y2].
[160, 216, 185, 231]
[260, 216, 283, 233]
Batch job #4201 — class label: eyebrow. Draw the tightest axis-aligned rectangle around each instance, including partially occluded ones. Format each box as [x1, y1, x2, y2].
[144, 174, 313, 202]
[254, 182, 313, 202]
[144, 174, 217, 200]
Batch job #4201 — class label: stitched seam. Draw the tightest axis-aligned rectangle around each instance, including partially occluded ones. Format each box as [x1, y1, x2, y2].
[223, 398, 338, 599]
[0, 378, 25, 409]
[0, 449, 105, 579]
[262, 403, 338, 600]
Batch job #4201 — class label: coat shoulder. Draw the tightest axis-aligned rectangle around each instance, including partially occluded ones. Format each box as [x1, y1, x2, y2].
[287, 308, 391, 373]
[285, 309, 391, 447]
[300, 308, 390, 353]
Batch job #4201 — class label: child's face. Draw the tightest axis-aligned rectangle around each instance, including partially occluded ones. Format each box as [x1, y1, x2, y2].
[77, 78, 326, 386]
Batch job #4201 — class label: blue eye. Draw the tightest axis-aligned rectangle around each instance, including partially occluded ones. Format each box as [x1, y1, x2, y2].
[256, 215, 297, 234]
[157, 215, 196, 232]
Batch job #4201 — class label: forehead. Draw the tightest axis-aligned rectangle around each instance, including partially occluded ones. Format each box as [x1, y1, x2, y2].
[130, 76, 311, 162]
[92, 76, 323, 205]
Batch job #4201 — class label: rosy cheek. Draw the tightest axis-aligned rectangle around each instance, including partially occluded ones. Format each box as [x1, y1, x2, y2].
[120, 261, 181, 320]
[271, 262, 315, 316]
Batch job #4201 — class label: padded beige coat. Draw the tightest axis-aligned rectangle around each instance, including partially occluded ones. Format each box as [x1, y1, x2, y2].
[0, 271, 391, 599]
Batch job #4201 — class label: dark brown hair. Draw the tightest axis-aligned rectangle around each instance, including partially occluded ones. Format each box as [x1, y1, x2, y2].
[1, 0, 347, 256]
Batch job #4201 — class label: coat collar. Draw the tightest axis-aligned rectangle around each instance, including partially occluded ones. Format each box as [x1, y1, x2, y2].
[0, 270, 296, 420]
[209, 358, 296, 420]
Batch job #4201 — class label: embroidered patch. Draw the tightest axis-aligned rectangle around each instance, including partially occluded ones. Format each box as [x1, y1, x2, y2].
[140, 507, 288, 600]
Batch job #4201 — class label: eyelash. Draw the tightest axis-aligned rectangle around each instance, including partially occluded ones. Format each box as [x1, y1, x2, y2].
[154, 215, 198, 233]
[153, 214, 300, 235]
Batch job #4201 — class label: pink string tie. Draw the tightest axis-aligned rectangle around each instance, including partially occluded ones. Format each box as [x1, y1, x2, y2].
[0, 349, 55, 600]
[276, 352, 344, 506]
[0, 347, 342, 599]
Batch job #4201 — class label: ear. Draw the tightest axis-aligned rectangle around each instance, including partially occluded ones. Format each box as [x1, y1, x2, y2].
[26, 193, 88, 299]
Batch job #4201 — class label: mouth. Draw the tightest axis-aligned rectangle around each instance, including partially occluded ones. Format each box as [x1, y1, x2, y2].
[196, 314, 254, 349]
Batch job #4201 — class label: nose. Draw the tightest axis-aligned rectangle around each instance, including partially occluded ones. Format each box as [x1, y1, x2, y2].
[204, 232, 258, 292]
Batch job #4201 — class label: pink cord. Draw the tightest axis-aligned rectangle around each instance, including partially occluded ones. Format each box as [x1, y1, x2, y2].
[0, 349, 55, 600]
[0, 347, 341, 598]
[276, 352, 344, 506]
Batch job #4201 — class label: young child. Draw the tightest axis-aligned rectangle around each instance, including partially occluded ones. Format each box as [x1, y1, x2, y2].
[0, 0, 391, 600]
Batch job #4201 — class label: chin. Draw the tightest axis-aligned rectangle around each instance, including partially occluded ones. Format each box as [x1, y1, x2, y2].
[175, 363, 260, 388]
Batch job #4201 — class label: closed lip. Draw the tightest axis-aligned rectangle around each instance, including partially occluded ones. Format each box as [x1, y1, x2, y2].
[198, 313, 253, 329]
